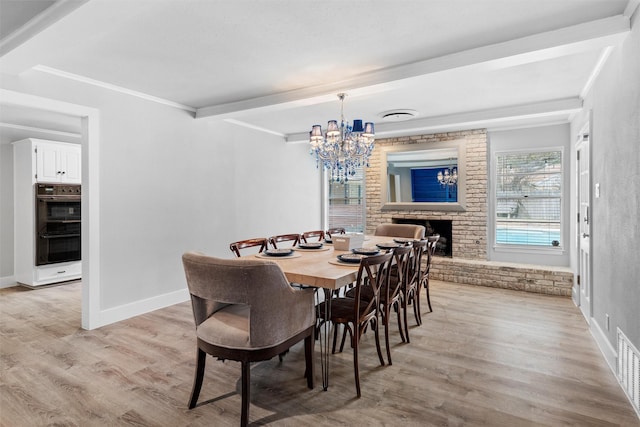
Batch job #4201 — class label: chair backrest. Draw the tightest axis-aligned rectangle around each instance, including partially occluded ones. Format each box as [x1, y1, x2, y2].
[229, 237, 268, 257]
[351, 252, 393, 330]
[269, 233, 301, 249]
[409, 239, 428, 289]
[388, 245, 412, 301]
[326, 227, 346, 238]
[301, 230, 325, 243]
[182, 252, 315, 347]
[425, 234, 440, 273]
[374, 223, 426, 239]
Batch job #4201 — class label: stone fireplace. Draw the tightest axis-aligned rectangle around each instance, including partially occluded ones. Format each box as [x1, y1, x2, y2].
[365, 129, 573, 296]
[366, 129, 488, 261]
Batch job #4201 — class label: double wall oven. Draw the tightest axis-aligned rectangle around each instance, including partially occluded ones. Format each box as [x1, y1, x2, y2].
[36, 183, 81, 266]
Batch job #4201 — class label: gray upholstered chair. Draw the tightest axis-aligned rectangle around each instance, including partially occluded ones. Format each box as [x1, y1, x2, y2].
[374, 223, 426, 239]
[182, 252, 315, 427]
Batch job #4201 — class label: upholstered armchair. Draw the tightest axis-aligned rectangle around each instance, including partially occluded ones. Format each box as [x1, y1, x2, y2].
[182, 252, 316, 427]
[374, 223, 426, 239]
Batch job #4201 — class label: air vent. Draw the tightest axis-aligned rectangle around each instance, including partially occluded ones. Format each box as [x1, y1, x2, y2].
[379, 109, 418, 122]
[618, 327, 640, 416]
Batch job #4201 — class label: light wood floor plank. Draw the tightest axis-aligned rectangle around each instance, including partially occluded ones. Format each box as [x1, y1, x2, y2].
[1, 280, 638, 426]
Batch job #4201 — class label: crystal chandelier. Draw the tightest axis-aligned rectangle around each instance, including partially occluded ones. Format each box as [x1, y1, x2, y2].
[437, 162, 458, 187]
[309, 93, 375, 183]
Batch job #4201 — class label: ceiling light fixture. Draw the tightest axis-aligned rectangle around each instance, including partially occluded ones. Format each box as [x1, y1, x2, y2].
[309, 93, 375, 183]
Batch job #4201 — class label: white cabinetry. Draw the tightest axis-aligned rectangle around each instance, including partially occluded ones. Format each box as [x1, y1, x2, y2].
[35, 140, 81, 183]
[13, 139, 82, 287]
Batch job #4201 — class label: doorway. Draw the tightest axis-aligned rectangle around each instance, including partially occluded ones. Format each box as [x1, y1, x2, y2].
[0, 88, 100, 329]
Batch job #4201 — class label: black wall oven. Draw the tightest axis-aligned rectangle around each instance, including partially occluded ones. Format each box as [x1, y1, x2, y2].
[36, 183, 81, 266]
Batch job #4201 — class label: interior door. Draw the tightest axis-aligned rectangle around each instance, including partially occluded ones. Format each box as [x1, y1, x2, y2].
[576, 132, 591, 321]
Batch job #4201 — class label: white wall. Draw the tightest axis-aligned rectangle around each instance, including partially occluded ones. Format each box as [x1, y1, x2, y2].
[487, 124, 571, 266]
[571, 7, 640, 357]
[0, 70, 321, 326]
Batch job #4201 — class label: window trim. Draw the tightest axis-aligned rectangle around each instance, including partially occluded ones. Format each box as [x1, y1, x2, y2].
[492, 146, 565, 254]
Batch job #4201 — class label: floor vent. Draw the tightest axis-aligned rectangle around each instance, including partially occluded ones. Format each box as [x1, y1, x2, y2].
[617, 328, 640, 416]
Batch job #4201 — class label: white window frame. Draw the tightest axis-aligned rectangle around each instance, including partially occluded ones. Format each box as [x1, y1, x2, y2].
[493, 146, 565, 255]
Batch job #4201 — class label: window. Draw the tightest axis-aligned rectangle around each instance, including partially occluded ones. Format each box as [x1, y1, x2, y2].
[495, 150, 562, 247]
[326, 166, 365, 233]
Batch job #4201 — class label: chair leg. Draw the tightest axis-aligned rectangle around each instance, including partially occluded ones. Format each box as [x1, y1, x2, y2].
[413, 289, 422, 325]
[403, 298, 411, 344]
[425, 278, 433, 313]
[384, 306, 393, 365]
[352, 332, 361, 398]
[372, 319, 385, 367]
[304, 334, 315, 389]
[188, 347, 206, 409]
[415, 288, 423, 324]
[241, 361, 250, 427]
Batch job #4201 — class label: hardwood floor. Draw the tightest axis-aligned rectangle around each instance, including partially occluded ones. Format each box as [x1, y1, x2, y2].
[1, 280, 638, 426]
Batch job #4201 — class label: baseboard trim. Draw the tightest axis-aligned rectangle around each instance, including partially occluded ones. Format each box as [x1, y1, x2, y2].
[96, 287, 190, 328]
[0, 276, 17, 289]
[590, 317, 617, 374]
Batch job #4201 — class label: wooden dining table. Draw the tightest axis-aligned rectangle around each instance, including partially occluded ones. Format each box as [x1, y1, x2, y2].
[242, 234, 402, 390]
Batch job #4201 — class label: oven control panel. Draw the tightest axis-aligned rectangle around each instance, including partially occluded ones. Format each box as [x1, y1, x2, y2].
[36, 183, 81, 196]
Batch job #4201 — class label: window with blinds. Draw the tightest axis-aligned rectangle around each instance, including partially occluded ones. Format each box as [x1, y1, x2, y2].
[495, 150, 562, 247]
[327, 167, 365, 233]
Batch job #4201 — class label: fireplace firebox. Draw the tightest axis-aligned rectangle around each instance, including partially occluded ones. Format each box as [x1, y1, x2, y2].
[392, 218, 453, 257]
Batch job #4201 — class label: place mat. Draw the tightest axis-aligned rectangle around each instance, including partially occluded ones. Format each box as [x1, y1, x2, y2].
[255, 252, 301, 259]
[293, 246, 331, 252]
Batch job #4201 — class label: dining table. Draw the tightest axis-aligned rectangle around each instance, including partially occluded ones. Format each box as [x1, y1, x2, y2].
[242, 234, 408, 390]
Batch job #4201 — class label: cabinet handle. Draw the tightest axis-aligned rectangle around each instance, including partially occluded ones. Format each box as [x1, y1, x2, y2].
[61, 171, 66, 175]
[57, 270, 66, 274]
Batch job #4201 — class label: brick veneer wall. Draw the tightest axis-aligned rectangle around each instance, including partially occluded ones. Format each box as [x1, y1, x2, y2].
[365, 129, 488, 260]
[364, 128, 573, 296]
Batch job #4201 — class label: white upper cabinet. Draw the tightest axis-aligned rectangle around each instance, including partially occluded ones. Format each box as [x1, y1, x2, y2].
[35, 140, 81, 183]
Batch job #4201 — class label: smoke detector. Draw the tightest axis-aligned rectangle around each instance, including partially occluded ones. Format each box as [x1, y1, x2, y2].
[379, 109, 418, 122]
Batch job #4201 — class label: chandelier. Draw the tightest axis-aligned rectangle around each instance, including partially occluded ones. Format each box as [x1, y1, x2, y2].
[437, 162, 458, 187]
[309, 93, 375, 183]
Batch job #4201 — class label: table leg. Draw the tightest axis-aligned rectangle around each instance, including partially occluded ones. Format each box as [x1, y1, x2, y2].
[315, 288, 333, 390]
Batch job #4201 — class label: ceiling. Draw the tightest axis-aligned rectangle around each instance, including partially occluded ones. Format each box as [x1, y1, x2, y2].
[0, 0, 636, 144]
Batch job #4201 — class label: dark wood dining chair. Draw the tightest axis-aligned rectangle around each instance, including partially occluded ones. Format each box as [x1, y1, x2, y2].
[301, 230, 325, 243]
[229, 237, 269, 257]
[269, 233, 301, 249]
[182, 252, 315, 427]
[326, 227, 346, 238]
[345, 245, 412, 364]
[398, 239, 428, 344]
[422, 234, 440, 313]
[316, 251, 393, 397]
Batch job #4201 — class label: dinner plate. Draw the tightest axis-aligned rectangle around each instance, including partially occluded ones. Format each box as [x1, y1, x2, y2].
[264, 248, 294, 257]
[337, 253, 365, 264]
[393, 238, 414, 245]
[298, 242, 323, 249]
[351, 247, 380, 255]
[376, 242, 400, 250]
